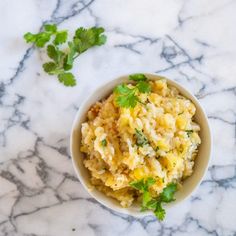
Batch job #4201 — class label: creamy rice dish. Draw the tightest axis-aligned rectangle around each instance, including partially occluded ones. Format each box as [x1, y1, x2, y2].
[80, 78, 201, 208]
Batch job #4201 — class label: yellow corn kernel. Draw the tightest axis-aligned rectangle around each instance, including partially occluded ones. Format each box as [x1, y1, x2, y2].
[150, 179, 165, 196]
[131, 167, 148, 180]
[118, 115, 129, 127]
[176, 115, 188, 130]
[149, 93, 162, 105]
[80, 146, 87, 153]
[131, 105, 141, 118]
[152, 178, 164, 189]
[156, 139, 169, 152]
[180, 140, 192, 155]
[138, 93, 148, 103]
[160, 113, 175, 129]
[154, 80, 167, 90]
[159, 153, 177, 170]
[105, 175, 115, 186]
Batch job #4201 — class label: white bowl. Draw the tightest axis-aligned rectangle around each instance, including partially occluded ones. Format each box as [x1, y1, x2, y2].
[70, 74, 212, 217]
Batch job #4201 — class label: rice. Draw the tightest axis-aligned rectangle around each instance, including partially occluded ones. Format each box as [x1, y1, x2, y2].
[80, 79, 201, 207]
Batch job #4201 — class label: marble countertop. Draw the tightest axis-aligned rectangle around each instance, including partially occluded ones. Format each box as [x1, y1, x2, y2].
[0, 0, 236, 235]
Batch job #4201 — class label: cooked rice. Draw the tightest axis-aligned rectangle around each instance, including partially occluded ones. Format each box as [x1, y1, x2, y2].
[80, 79, 201, 207]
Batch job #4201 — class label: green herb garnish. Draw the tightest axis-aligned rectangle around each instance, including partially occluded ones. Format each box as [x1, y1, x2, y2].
[130, 178, 177, 221]
[24, 24, 107, 86]
[114, 84, 139, 108]
[130, 177, 155, 210]
[101, 139, 107, 147]
[135, 129, 149, 147]
[159, 183, 177, 202]
[129, 73, 148, 81]
[185, 130, 193, 137]
[114, 74, 151, 108]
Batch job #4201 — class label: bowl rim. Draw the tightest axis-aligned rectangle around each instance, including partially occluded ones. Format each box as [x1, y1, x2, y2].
[70, 73, 212, 217]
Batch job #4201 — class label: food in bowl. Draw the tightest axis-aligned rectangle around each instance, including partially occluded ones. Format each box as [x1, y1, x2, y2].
[80, 74, 201, 220]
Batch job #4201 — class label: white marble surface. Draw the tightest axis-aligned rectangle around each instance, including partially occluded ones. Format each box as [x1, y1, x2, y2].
[0, 0, 236, 235]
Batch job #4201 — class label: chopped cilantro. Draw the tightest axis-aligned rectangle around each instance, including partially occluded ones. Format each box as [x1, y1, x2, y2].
[101, 139, 107, 147]
[185, 130, 193, 137]
[135, 129, 149, 147]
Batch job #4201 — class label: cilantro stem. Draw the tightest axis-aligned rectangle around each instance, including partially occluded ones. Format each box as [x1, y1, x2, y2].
[73, 54, 80, 60]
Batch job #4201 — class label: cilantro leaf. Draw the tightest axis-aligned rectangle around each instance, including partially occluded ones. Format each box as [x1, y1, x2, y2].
[98, 34, 107, 45]
[129, 178, 155, 192]
[136, 81, 151, 93]
[43, 62, 57, 74]
[114, 84, 132, 95]
[146, 199, 158, 210]
[58, 72, 76, 86]
[114, 74, 151, 108]
[24, 32, 52, 47]
[154, 202, 166, 221]
[135, 129, 149, 147]
[24, 32, 37, 43]
[44, 24, 57, 32]
[47, 45, 66, 75]
[129, 73, 147, 81]
[24, 24, 57, 47]
[114, 84, 139, 108]
[116, 93, 138, 108]
[47, 44, 59, 62]
[35, 32, 52, 47]
[53, 31, 68, 45]
[74, 27, 107, 53]
[146, 177, 156, 188]
[130, 179, 145, 191]
[160, 183, 177, 203]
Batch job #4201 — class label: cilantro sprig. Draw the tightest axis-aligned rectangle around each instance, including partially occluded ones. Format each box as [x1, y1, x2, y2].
[130, 178, 177, 221]
[24, 24, 107, 86]
[114, 74, 151, 108]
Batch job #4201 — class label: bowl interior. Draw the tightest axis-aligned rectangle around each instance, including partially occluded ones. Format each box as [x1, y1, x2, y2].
[70, 74, 211, 217]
